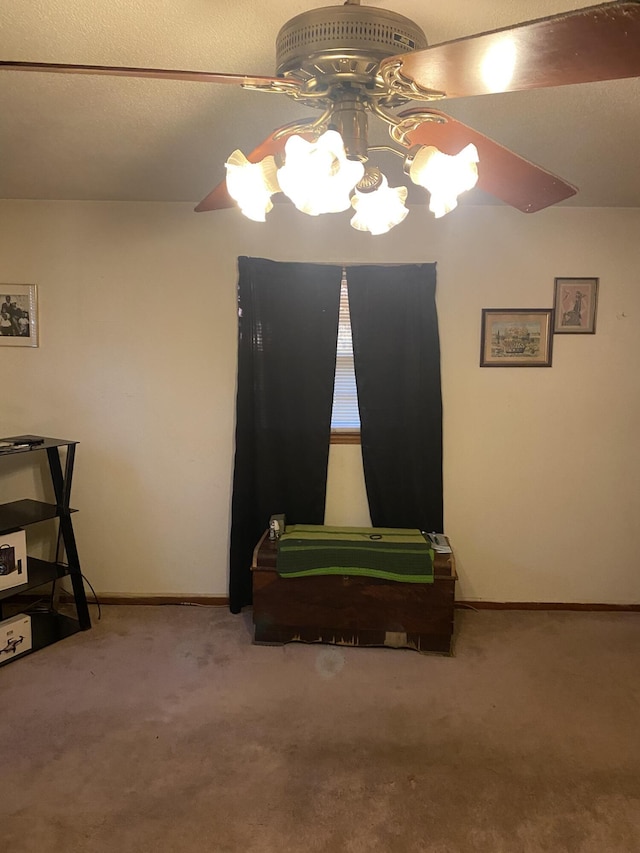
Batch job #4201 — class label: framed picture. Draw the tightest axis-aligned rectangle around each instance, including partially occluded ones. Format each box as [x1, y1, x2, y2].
[0, 285, 38, 347]
[480, 308, 553, 367]
[553, 277, 598, 334]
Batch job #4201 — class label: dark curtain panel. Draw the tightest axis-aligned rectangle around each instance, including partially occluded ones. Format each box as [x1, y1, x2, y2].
[346, 263, 443, 533]
[229, 257, 342, 612]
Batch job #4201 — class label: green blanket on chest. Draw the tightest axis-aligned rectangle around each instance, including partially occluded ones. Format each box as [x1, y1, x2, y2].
[276, 524, 434, 583]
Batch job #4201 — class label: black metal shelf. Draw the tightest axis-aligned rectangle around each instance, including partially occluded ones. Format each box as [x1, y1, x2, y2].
[0, 436, 90, 665]
[0, 499, 77, 534]
[0, 557, 70, 602]
[0, 436, 78, 456]
[0, 611, 81, 666]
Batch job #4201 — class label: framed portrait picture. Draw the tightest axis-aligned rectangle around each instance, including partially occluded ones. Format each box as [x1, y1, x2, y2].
[553, 277, 598, 334]
[480, 308, 553, 367]
[0, 285, 38, 347]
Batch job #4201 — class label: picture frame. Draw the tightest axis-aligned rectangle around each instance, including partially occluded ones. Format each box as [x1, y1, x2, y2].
[0, 284, 38, 347]
[480, 308, 553, 367]
[553, 277, 598, 334]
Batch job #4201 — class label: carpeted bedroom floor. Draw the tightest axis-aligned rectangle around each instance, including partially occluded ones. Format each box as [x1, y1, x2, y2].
[1, 605, 639, 853]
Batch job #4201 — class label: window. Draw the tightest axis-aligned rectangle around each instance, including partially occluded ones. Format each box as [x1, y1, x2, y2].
[330, 269, 360, 443]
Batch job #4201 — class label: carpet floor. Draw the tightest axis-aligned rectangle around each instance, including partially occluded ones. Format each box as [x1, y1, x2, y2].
[1, 605, 639, 853]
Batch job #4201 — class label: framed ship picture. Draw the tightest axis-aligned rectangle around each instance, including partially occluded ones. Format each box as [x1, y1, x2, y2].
[480, 308, 553, 367]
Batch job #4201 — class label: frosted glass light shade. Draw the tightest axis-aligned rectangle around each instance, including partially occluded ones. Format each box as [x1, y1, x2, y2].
[277, 130, 364, 216]
[225, 150, 280, 222]
[408, 143, 479, 218]
[350, 176, 409, 235]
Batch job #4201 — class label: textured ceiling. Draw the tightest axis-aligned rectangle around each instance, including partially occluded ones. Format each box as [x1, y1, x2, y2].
[1, 0, 639, 209]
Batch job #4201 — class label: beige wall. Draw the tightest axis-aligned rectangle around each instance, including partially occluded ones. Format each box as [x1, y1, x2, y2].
[0, 200, 638, 603]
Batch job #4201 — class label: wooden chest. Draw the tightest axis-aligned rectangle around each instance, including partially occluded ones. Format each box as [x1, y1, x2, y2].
[251, 530, 457, 654]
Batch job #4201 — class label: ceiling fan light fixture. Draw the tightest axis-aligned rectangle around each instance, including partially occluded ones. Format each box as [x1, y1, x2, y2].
[10, 2, 640, 221]
[276, 129, 365, 216]
[225, 150, 280, 222]
[406, 143, 479, 218]
[350, 170, 409, 235]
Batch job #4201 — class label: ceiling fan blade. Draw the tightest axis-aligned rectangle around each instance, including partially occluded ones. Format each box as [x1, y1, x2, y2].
[0, 60, 299, 92]
[195, 123, 317, 213]
[382, 2, 640, 99]
[398, 108, 577, 212]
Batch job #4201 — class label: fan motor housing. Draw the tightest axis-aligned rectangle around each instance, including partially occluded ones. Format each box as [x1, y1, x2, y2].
[275, 4, 427, 91]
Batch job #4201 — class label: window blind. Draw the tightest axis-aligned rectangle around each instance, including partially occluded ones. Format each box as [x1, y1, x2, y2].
[331, 270, 360, 431]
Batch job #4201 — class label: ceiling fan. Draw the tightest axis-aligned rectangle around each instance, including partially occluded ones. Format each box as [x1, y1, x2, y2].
[2, 0, 640, 232]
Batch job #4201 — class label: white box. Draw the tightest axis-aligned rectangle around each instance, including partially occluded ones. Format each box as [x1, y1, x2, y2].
[0, 613, 32, 661]
[0, 529, 27, 592]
